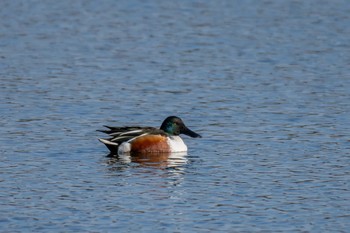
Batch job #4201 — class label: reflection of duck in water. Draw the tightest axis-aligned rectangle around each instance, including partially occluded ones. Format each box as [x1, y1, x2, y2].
[116, 151, 188, 168]
[98, 116, 201, 155]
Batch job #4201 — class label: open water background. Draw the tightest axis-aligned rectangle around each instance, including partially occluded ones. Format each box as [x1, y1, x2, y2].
[1, 0, 349, 232]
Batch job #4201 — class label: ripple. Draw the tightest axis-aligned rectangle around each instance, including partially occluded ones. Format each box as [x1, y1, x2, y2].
[1, 0, 350, 232]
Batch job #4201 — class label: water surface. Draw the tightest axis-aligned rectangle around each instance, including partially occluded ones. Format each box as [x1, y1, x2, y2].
[1, 0, 349, 232]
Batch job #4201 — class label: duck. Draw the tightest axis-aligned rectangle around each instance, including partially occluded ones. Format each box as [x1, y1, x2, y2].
[98, 116, 201, 155]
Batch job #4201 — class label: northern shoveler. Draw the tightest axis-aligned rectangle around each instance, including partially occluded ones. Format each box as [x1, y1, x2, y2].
[98, 116, 201, 154]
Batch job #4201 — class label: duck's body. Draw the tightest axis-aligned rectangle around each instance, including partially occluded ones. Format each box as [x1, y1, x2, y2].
[98, 116, 201, 155]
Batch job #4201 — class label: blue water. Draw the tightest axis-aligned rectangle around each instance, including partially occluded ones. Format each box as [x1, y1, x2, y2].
[1, 0, 350, 232]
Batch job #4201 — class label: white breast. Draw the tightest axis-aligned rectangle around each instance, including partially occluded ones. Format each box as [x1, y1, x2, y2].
[167, 136, 188, 152]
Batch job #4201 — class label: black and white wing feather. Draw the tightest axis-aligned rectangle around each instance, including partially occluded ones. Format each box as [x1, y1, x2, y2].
[98, 126, 167, 153]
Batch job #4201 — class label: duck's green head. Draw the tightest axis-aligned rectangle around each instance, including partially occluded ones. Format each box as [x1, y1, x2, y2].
[160, 116, 201, 138]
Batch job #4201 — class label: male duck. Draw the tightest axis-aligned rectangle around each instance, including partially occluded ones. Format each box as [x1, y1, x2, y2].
[98, 116, 201, 154]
